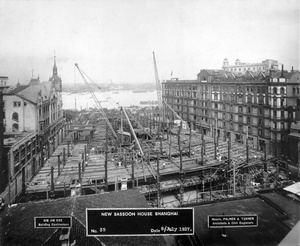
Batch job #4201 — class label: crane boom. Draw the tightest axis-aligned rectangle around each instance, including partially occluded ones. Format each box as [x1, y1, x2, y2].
[121, 107, 144, 156]
[164, 101, 189, 130]
[153, 51, 162, 108]
[152, 52, 189, 130]
[125, 109, 152, 138]
[74, 63, 119, 141]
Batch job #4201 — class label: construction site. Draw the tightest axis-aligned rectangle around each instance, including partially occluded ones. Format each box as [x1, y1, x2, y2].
[21, 59, 291, 208]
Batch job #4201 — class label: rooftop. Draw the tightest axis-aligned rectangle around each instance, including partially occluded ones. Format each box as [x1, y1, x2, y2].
[1, 190, 166, 246]
[193, 190, 300, 246]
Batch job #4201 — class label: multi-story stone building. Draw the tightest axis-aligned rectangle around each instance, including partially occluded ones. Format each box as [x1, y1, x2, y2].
[0, 56, 66, 199]
[162, 66, 300, 164]
[222, 58, 280, 74]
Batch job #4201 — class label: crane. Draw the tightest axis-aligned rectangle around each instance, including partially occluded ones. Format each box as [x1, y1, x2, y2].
[75, 63, 119, 141]
[153, 51, 162, 108]
[75, 63, 146, 155]
[152, 52, 189, 130]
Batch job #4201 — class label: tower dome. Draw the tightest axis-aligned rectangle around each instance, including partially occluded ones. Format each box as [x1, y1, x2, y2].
[223, 58, 229, 67]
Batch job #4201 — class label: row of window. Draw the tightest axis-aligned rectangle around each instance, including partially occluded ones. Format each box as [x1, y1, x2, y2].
[13, 101, 27, 107]
[166, 86, 288, 95]
[227, 66, 266, 72]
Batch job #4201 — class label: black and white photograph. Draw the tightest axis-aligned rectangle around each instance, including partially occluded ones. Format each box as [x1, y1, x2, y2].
[0, 0, 299, 245]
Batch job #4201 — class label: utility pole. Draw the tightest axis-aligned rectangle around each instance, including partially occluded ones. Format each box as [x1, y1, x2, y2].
[210, 168, 212, 200]
[214, 119, 217, 160]
[233, 160, 236, 197]
[264, 142, 267, 172]
[189, 126, 192, 158]
[245, 137, 249, 174]
[201, 138, 204, 165]
[105, 124, 108, 192]
[132, 154, 135, 188]
[227, 139, 231, 171]
[169, 128, 172, 162]
[78, 162, 82, 195]
[156, 153, 160, 207]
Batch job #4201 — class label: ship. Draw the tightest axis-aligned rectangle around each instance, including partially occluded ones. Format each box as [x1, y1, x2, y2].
[132, 90, 148, 93]
[140, 100, 158, 105]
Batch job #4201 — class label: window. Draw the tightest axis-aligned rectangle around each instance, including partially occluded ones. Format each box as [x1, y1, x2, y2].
[231, 94, 235, 102]
[258, 87, 261, 93]
[298, 88, 300, 95]
[273, 87, 277, 94]
[13, 101, 21, 107]
[258, 95, 264, 105]
[280, 87, 284, 95]
[247, 117, 251, 123]
[293, 88, 296, 95]
[12, 112, 19, 122]
[247, 94, 252, 103]
[238, 106, 242, 112]
[215, 103, 218, 109]
[248, 107, 251, 113]
[238, 94, 243, 103]
[12, 123, 19, 132]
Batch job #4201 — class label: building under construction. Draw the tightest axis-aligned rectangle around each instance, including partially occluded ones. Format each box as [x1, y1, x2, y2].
[1, 59, 296, 207]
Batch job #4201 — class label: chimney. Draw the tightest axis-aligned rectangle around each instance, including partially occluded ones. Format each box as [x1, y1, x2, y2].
[269, 69, 274, 78]
[281, 65, 284, 78]
[291, 66, 294, 72]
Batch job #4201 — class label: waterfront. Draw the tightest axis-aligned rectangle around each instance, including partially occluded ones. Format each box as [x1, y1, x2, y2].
[62, 90, 157, 110]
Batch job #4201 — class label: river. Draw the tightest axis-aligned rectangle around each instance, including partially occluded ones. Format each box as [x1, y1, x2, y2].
[62, 90, 158, 110]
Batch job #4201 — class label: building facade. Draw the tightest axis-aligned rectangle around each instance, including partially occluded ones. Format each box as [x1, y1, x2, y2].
[1, 56, 66, 199]
[162, 67, 300, 164]
[222, 58, 280, 74]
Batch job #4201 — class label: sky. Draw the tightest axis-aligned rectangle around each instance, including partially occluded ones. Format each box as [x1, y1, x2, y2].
[0, 0, 299, 85]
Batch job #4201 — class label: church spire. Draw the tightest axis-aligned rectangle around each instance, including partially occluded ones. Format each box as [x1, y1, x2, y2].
[53, 50, 57, 75]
